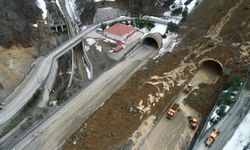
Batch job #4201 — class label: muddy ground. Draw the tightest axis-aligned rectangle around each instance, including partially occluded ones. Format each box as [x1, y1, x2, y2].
[61, 0, 249, 149]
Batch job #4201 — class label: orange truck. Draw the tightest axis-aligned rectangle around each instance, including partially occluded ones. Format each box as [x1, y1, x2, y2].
[188, 116, 198, 129]
[167, 103, 179, 119]
[205, 128, 221, 147]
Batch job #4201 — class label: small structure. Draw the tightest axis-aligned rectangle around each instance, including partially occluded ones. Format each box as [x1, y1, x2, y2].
[104, 23, 134, 42]
[112, 45, 123, 52]
[48, 100, 58, 107]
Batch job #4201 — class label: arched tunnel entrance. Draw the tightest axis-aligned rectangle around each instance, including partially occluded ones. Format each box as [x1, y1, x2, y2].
[189, 58, 223, 86]
[200, 59, 224, 76]
[143, 37, 159, 49]
[141, 33, 163, 50]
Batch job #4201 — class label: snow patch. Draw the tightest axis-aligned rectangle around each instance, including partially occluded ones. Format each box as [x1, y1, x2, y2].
[33, 23, 38, 28]
[95, 43, 102, 52]
[140, 28, 150, 34]
[86, 38, 96, 46]
[154, 33, 180, 59]
[223, 110, 250, 150]
[84, 45, 90, 51]
[36, 0, 48, 20]
[225, 105, 230, 113]
[55, 0, 65, 17]
[85, 66, 92, 80]
[211, 107, 220, 120]
[65, 0, 81, 25]
[163, 0, 199, 21]
[150, 23, 167, 35]
[205, 107, 220, 130]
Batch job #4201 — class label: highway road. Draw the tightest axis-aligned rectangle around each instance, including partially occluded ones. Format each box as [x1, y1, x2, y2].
[193, 87, 250, 150]
[0, 16, 131, 126]
[139, 112, 189, 150]
[10, 46, 157, 150]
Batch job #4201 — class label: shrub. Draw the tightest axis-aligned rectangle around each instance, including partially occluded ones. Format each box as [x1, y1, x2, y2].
[125, 20, 129, 25]
[162, 34, 167, 39]
[181, 7, 188, 21]
[171, 7, 183, 16]
[166, 22, 179, 32]
[100, 23, 107, 30]
[133, 19, 155, 29]
[130, 20, 135, 26]
[24, 89, 42, 111]
[224, 76, 242, 90]
[217, 105, 226, 117]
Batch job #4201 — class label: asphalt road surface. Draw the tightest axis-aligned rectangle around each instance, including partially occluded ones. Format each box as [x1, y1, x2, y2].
[0, 25, 97, 126]
[0, 15, 131, 126]
[193, 88, 250, 150]
[10, 46, 156, 150]
[139, 112, 189, 150]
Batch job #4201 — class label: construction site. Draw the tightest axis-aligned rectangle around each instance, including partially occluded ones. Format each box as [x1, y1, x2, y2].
[0, 0, 249, 150]
[63, 0, 250, 149]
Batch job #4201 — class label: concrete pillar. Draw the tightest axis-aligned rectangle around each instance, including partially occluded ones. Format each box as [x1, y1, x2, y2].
[61, 25, 64, 32]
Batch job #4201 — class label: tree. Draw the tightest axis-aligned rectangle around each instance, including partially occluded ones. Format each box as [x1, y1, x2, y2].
[145, 19, 155, 30]
[181, 7, 188, 21]
[162, 34, 167, 39]
[100, 23, 107, 30]
[166, 22, 179, 33]
[125, 20, 129, 25]
[130, 20, 135, 26]
[171, 7, 183, 16]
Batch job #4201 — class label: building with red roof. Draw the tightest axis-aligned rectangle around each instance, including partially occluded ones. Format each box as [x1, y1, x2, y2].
[104, 23, 134, 42]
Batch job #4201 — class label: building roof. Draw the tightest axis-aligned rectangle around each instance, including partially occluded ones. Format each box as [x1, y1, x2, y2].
[104, 23, 134, 36]
[112, 45, 123, 52]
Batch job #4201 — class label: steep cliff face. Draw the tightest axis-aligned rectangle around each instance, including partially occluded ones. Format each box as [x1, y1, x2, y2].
[75, 0, 96, 25]
[116, 0, 167, 15]
[0, 0, 41, 48]
[76, 0, 173, 25]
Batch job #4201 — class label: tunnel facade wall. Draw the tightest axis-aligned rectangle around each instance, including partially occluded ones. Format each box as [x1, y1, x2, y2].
[199, 58, 224, 75]
[140, 33, 163, 50]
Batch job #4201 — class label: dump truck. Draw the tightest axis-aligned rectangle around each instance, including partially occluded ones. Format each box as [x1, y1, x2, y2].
[205, 128, 220, 147]
[188, 116, 198, 129]
[167, 103, 179, 119]
[183, 84, 193, 94]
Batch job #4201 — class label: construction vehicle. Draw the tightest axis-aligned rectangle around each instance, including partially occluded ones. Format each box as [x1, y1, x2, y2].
[188, 116, 198, 129]
[183, 84, 193, 94]
[167, 103, 179, 119]
[205, 128, 220, 147]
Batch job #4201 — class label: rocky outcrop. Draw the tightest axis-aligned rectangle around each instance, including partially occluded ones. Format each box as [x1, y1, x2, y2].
[0, 0, 41, 48]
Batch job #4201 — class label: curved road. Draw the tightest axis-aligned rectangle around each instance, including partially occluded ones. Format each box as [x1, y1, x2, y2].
[0, 17, 131, 126]
[10, 46, 157, 150]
